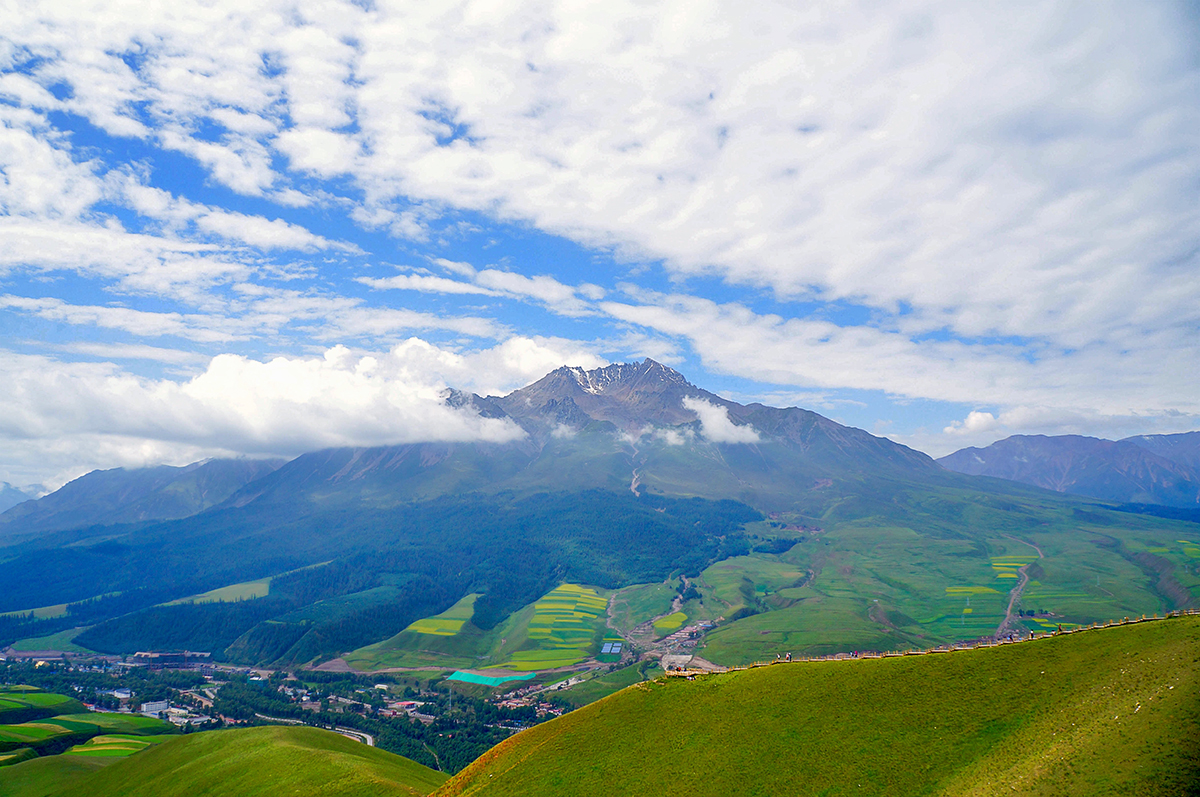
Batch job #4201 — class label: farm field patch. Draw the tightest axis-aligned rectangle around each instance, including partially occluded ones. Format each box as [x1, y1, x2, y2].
[406, 594, 479, 636]
[608, 582, 675, 633]
[65, 734, 174, 758]
[652, 612, 686, 635]
[166, 579, 272, 605]
[496, 584, 610, 672]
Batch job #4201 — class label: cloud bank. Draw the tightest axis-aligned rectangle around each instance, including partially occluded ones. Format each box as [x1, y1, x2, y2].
[683, 397, 760, 444]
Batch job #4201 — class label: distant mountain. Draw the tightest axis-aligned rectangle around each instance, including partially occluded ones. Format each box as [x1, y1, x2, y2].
[0, 458, 287, 538]
[228, 359, 944, 513]
[0, 482, 32, 514]
[938, 434, 1200, 507]
[1122, 431, 1200, 472]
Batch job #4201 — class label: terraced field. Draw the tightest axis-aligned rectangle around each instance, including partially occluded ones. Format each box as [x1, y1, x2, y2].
[345, 584, 613, 673]
[500, 584, 609, 671]
[65, 733, 174, 758]
[406, 594, 479, 636]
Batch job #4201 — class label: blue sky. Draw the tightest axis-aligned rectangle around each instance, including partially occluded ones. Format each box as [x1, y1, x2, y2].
[1, 0, 1198, 490]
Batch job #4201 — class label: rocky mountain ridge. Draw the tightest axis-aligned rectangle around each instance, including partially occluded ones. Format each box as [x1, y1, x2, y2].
[939, 433, 1200, 507]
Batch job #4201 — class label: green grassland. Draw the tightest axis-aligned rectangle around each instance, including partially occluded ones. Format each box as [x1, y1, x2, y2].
[344, 583, 612, 673]
[608, 581, 676, 633]
[0, 603, 69, 620]
[687, 493, 1200, 665]
[547, 663, 657, 709]
[0, 753, 108, 795]
[21, 725, 448, 797]
[438, 615, 1200, 797]
[165, 577, 272, 605]
[0, 688, 84, 727]
[9, 627, 94, 654]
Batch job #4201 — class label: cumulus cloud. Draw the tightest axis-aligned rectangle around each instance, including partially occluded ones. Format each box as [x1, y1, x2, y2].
[0, 336, 609, 486]
[1, 0, 1198, 474]
[682, 396, 759, 444]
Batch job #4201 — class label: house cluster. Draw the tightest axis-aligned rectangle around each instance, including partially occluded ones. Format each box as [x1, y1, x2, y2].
[380, 699, 435, 724]
[87, 688, 212, 725]
[493, 695, 564, 718]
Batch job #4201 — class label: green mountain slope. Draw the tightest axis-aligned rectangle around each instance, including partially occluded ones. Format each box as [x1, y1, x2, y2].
[0, 458, 285, 541]
[438, 616, 1200, 797]
[26, 725, 447, 797]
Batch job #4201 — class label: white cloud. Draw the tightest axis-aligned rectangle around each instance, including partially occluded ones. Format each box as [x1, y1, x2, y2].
[355, 273, 498, 296]
[943, 411, 1000, 436]
[598, 293, 1200, 425]
[0, 335, 614, 486]
[682, 396, 759, 444]
[0, 0, 1197, 468]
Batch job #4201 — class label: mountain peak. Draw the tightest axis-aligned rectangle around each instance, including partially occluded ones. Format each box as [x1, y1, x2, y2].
[550, 359, 690, 396]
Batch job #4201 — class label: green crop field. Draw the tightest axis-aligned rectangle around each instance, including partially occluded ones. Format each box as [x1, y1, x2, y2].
[14, 725, 448, 797]
[0, 602, 69, 620]
[165, 577, 272, 605]
[406, 594, 480, 636]
[439, 615, 1200, 797]
[652, 611, 686, 635]
[548, 663, 656, 709]
[10, 626, 94, 653]
[346, 583, 612, 673]
[608, 581, 675, 632]
[65, 733, 175, 758]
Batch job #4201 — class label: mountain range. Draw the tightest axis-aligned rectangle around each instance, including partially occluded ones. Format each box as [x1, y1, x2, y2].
[939, 432, 1200, 508]
[0, 360, 1197, 671]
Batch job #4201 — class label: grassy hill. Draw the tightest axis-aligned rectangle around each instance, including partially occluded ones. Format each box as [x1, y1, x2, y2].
[438, 615, 1200, 796]
[1, 725, 448, 797]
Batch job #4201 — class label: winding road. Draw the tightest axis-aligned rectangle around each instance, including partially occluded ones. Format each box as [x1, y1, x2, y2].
[995, 536, 1045, 639]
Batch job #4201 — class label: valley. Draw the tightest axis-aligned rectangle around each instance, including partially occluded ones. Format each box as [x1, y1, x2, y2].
[1, 361, 1198, 794]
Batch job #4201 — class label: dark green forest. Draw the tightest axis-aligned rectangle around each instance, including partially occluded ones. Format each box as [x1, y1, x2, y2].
[3, 490, 758, 663]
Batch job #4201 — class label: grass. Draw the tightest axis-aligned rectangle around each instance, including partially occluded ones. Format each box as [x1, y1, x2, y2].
[0, 603, 69, 620]
[0, 753, 108, 795]
[686, 499, 1200, 665]
[38, 725, 448, 797]
[10, 627, 94, 654]
[438, 615, 1200, 797]
[609, 582, 676, 633]
[0, 712, 172, 754]
[165, 578, 272, 605]
[548, 664, 653, 709]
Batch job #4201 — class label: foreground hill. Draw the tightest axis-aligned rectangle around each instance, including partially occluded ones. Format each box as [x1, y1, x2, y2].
[2, 725, 447, 797]
[940, 433, 1200, 508]
[439, 616, 1200, 797]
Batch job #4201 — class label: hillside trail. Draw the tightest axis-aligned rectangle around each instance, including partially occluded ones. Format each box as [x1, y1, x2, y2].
[994, 536, 1044, 639]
